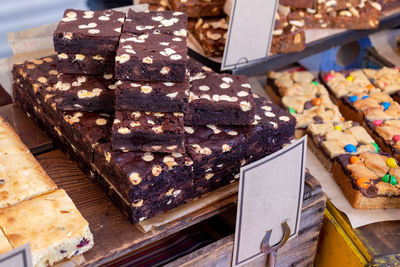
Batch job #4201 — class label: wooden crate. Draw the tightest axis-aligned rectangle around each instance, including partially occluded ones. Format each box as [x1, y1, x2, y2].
[315, 200, 400, 266]
[0, 103, 326, 266]
[165, 174, 326, 267]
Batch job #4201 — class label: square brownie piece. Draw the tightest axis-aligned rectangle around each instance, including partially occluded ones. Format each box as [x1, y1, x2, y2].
[94, 143, 193, 203]
[184, 124, 246, 195]
[186, 73, 256, 125]
[168, 0, 225, 18]
[57, 53, 114, 75]
[53, 9, 125, 56]
[53, 73, 115, 112]
[115, 32, 188, 81]
[112, 111, 185, 153]
[124, 10, 187, 36]
[115, 78, 189, 112]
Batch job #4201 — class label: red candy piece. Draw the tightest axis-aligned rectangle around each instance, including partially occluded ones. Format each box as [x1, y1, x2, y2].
[373, 120, 383, 126]
[324, 73, 334, 81]
[393, 135, 400, 142]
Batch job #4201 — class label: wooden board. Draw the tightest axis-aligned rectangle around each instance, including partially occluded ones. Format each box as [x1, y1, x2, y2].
[34, 149, 237, 266]
[165, 175, 326, 267]
[0, 104, 53, 154]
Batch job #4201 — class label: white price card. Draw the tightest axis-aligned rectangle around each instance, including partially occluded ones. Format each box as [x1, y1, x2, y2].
[221, 0, 279, 70]
[0, 244, 33, 267]
[232, 137, 307, 266]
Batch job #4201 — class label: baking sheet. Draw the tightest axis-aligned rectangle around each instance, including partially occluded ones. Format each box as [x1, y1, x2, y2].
[370, 28, 400, 66]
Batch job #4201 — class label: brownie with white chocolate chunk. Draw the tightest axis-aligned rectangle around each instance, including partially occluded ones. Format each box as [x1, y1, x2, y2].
[307, 120, 378, 170]
[245, 94, 296, 161]
[115, 32, 188, 82]
[334, 152, 400, 209]
[94, 142, 193, 203]
[123, 9, 187, 36]
[186, 73, 256, 126]
[115, 78, 189, 112]
[53, 9, 125, 56]
[0, 189, 94, 266]
[112, 111, 185, 153]
[57, 53, 114, 75]
[53, 73, 115, 112]
[168, 0, 225, 18]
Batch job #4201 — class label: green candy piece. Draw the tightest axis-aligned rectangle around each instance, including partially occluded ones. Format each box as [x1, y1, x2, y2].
[371, 143, 379, 153]
[289, 107, 296, 114]
[312, 81, 319, 85]
[382, 174, 398, 185]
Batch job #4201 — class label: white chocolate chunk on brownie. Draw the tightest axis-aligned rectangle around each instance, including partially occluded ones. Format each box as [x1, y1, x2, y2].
[0, 118, 57, 208]
[0, 189, 94, 267]
[0, 229, 12, 254]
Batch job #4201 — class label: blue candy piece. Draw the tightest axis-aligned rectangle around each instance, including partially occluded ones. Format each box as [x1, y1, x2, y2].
[348, 96, 358, 103]
[381, 101, 391, 111]
[344, 144, 357, 153]
[361, 95, 369, 99]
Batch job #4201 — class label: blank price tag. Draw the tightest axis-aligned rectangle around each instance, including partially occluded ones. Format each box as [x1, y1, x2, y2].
[0, 244, 33, 267]
[232, 137, 306, 266]
[221, 0, 279, 70]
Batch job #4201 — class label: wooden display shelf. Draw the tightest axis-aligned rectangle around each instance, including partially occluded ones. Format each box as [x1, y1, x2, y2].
[0, 104, 237, 266]
[0, 103, 326, 266]
[188, 10, 400, 76]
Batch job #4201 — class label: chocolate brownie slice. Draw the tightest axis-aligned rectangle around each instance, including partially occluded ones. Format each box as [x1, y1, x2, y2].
[112, 111, 185, 153]
[115, 78, 189, 112]
[115, 32, 188, 81]
[57, 53, 114, 75]
[186, 73, 256, 125]
[123, 10, 187, 36]
[94, 142, 193, 202]
[53, 9, 125, 56]
[53, 73, 115, 112]
[168, 0, 225, 18]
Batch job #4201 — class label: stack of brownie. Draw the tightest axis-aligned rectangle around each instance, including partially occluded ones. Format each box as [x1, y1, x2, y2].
[285, 0, 382, 30]
[54, 9, 125, 75]
[113, 9, 188, 154]
[12, 9, 296, 224]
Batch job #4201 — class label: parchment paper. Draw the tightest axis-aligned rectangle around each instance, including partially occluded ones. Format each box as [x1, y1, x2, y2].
[251, 76, 400, 229]
[137, 182, 238, 233]
[370, 28, 400, 66]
